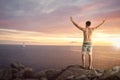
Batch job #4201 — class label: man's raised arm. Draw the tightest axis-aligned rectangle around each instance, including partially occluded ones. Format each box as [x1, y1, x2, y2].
[70, 17, 84, 31]
[92, 19, 106, 30]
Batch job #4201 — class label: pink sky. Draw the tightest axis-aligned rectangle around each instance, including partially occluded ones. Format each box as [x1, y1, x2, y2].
[0, 0, 120, 46]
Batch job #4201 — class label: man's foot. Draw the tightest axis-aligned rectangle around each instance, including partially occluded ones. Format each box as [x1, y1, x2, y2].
[88, 66, 94, 70]
[83, 66, 86, 69]
[81, 65, 86, 69]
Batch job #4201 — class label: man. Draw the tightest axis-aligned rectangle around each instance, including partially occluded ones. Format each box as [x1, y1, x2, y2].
[70, 17, 106, 69]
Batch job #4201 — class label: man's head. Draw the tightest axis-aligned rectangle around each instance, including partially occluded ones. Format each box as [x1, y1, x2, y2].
[86, 21, 91, 27]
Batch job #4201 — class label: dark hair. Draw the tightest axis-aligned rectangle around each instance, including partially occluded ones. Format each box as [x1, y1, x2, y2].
[86, 21, 91, 27]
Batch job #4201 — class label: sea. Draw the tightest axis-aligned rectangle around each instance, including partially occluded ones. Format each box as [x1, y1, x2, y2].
[0, 44, 120, 71]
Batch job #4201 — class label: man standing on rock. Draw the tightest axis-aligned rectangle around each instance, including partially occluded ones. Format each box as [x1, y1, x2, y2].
[70, 17, 106, 69]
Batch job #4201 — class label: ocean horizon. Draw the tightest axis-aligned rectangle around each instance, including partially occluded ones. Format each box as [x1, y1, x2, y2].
[0, 44, 120, 71]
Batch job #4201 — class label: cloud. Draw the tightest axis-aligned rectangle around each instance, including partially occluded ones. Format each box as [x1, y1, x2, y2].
[0, 0, 104, 19]
[0, 28, 83, 45]
[0, 0, 120, 34]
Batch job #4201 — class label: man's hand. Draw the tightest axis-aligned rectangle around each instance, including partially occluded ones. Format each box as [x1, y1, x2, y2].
[70, 16, 84, 31]
[103, 18, 106, 23]
[70, 16, 73, 22]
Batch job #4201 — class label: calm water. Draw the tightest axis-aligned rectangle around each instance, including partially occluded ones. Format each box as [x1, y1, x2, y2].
[0, 45, 120, 70]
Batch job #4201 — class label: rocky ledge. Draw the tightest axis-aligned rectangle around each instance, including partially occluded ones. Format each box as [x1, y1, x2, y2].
[0, 63, 120, 80]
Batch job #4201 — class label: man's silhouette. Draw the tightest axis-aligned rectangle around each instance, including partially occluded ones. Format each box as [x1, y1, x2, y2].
[70, 17, 106, 69]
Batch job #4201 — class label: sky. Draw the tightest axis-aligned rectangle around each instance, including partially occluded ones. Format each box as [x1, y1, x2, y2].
[0, 0, 120, 46]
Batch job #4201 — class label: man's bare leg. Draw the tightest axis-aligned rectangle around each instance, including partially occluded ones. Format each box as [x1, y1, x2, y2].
[82, 53, 85, 68]
[88, 53, 93, 69]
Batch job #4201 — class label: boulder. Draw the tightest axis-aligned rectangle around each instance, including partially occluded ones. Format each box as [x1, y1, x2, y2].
[45, 69, 61, 80]
[0, 69, 12, 80]
[0, 62, 120, 80]
[10, 62, 25, 71]
[22, 68, 35, 79]
[55, 65, 93, 80]
[99, 66, 120, 80]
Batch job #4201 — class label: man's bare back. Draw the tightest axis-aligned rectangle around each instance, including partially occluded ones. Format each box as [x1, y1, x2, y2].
[82, 28, 93, 42]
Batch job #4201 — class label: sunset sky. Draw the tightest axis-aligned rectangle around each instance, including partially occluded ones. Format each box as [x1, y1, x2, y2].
[0, 0, 120, 46]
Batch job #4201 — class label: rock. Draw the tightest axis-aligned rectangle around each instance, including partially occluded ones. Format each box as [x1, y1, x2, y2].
[112, 66, 120, 73]
[22, 68, 35, 79]
[22, 79, 39, 80]
[55, 65, 120, 80]
[99, 66, 120, 80]
[10, 62, 37, 79]
[0, 69, 12, 80]
[39, 77, 48, 80]
[66, 75, 75, 80]
[14, 79, 39, 80]
[13, 78, 22, 80]
[35, 70, 47, 79]
[75, 75, 89, 80]
[10, 62, 25, 71]
[102, 70, 120, 80]
[45, 69, 60, 80]
[10, 62, 19, 69]
[94, 69, 104, 76]
[101, 67, 120, 79]
[55, 65, 91, 80]
[116, 72, 120, 78]
[0, 62, 120, 80]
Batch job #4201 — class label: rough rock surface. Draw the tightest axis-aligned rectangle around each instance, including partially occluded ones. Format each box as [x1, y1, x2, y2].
[0, 63, 120, 80]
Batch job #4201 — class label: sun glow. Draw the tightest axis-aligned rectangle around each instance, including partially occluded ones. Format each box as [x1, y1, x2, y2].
[111, 38, 120, 49]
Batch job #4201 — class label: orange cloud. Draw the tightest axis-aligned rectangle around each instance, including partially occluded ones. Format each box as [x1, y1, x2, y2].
[0, 28, 120, 46]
